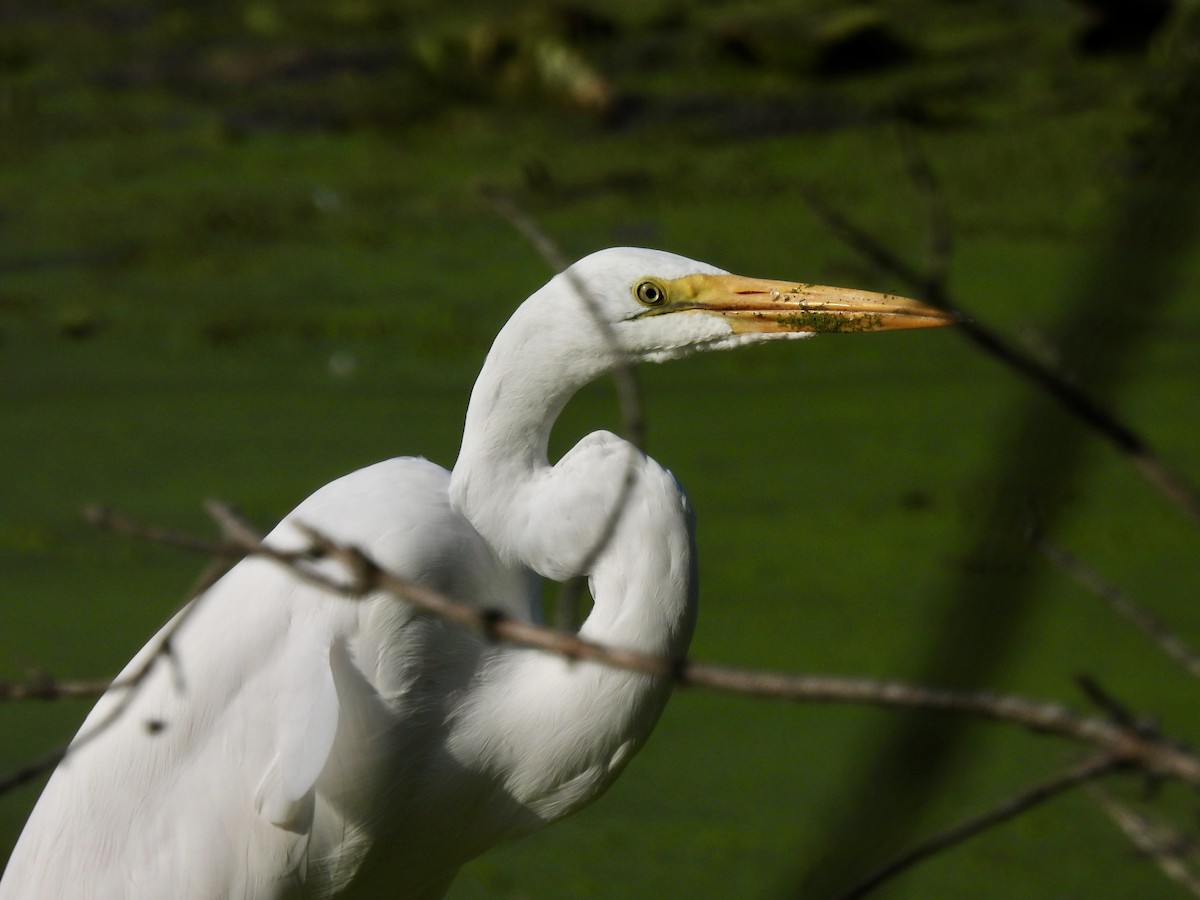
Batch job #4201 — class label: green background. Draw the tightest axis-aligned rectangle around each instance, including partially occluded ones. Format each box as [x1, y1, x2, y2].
[2, 1, 1199, 897]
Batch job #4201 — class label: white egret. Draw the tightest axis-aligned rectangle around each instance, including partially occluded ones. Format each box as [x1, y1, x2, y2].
[0, 248, 951, 899]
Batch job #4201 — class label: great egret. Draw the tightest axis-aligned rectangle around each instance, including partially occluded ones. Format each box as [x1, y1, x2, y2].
[0, 247, 951, 899]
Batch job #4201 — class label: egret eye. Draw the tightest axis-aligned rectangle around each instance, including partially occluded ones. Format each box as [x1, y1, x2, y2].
[634, 280, 666, 307]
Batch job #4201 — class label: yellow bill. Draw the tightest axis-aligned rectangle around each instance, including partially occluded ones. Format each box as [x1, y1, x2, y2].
[635, 273, 956, 333]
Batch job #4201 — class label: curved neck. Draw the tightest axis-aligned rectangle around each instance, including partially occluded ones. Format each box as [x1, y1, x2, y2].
[577, 456, 698, 657]
[443, 285, 699, 832]
[453, 327, 569, 499]
[449, 293, 697, 657]
[450, 292, 607, 567]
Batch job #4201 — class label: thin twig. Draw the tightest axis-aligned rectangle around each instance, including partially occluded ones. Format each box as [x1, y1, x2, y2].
[798, 185, 931, 297]
[834, 754, 1124, 900]
[678, 663, 1200, 784]
[0, 745, 72, 796]
[1075, 675, 1143, 731]
[477, 187, 645, 450]
[0, 677, 121, 702]
[1089, 786, 1200, 897]
[896, 123, 953, 288]
[0, 515, 239, 793]
[798, 183, 1200, 527]
[1037, 534, 1200, 681]
[204, 499, 265, 550]
[81, 505, 242, 557]
[480, 188, 645, 630]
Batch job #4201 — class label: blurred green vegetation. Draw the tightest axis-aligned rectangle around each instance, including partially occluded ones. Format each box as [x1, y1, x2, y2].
[2, 1, 1199, 897]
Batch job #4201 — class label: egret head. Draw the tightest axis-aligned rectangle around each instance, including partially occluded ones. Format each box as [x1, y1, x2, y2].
[457, 247, 955, 541]
[535, 247, 954, 367]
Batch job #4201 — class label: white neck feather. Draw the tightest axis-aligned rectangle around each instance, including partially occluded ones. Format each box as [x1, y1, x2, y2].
[442, 260, 701, 844]
[449, 284, 697, 653]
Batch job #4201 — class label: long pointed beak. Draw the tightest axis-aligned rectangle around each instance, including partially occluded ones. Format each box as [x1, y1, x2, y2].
[646, 273, 957, 333]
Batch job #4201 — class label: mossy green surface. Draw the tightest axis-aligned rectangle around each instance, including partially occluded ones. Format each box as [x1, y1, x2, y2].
[2, 2, 1199, 897]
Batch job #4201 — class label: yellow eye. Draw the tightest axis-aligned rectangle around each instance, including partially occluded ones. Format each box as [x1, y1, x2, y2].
[634, 280, 666, 306]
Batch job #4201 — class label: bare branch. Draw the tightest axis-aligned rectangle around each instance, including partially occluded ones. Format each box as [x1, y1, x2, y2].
[1075, 675, 1144, 731]
[477, 186, 571, 273]
[480, 188, 645, 630]
[0, 745, 72, 796]
[799, 184, 1200, 527]
[1089, 786, 1200, 897]
[204, 499, 267, 550]
[71, 506, 1200, 789]
[797, 185, 931, 295]
[12, 504, 1200, 804]
[0, 677, 121, 702]
[834, 753, 1124, 900]
[1037, 534, 1200, 681]
[479, 187, 645, 453]
[82, 505, 241, 558]
[0, 516, 238, 794]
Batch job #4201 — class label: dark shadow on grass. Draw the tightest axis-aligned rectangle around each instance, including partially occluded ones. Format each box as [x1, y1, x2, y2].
[791, 19, 1200, 899]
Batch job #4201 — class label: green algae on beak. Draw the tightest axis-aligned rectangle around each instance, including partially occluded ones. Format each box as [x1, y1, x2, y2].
[639, 273, 956, 334]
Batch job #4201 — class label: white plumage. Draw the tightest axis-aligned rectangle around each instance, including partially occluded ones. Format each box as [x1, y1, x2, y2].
[0, 248, 950, 898]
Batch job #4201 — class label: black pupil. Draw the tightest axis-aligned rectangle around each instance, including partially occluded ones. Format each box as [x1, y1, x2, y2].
[641, 283, 660, 303]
